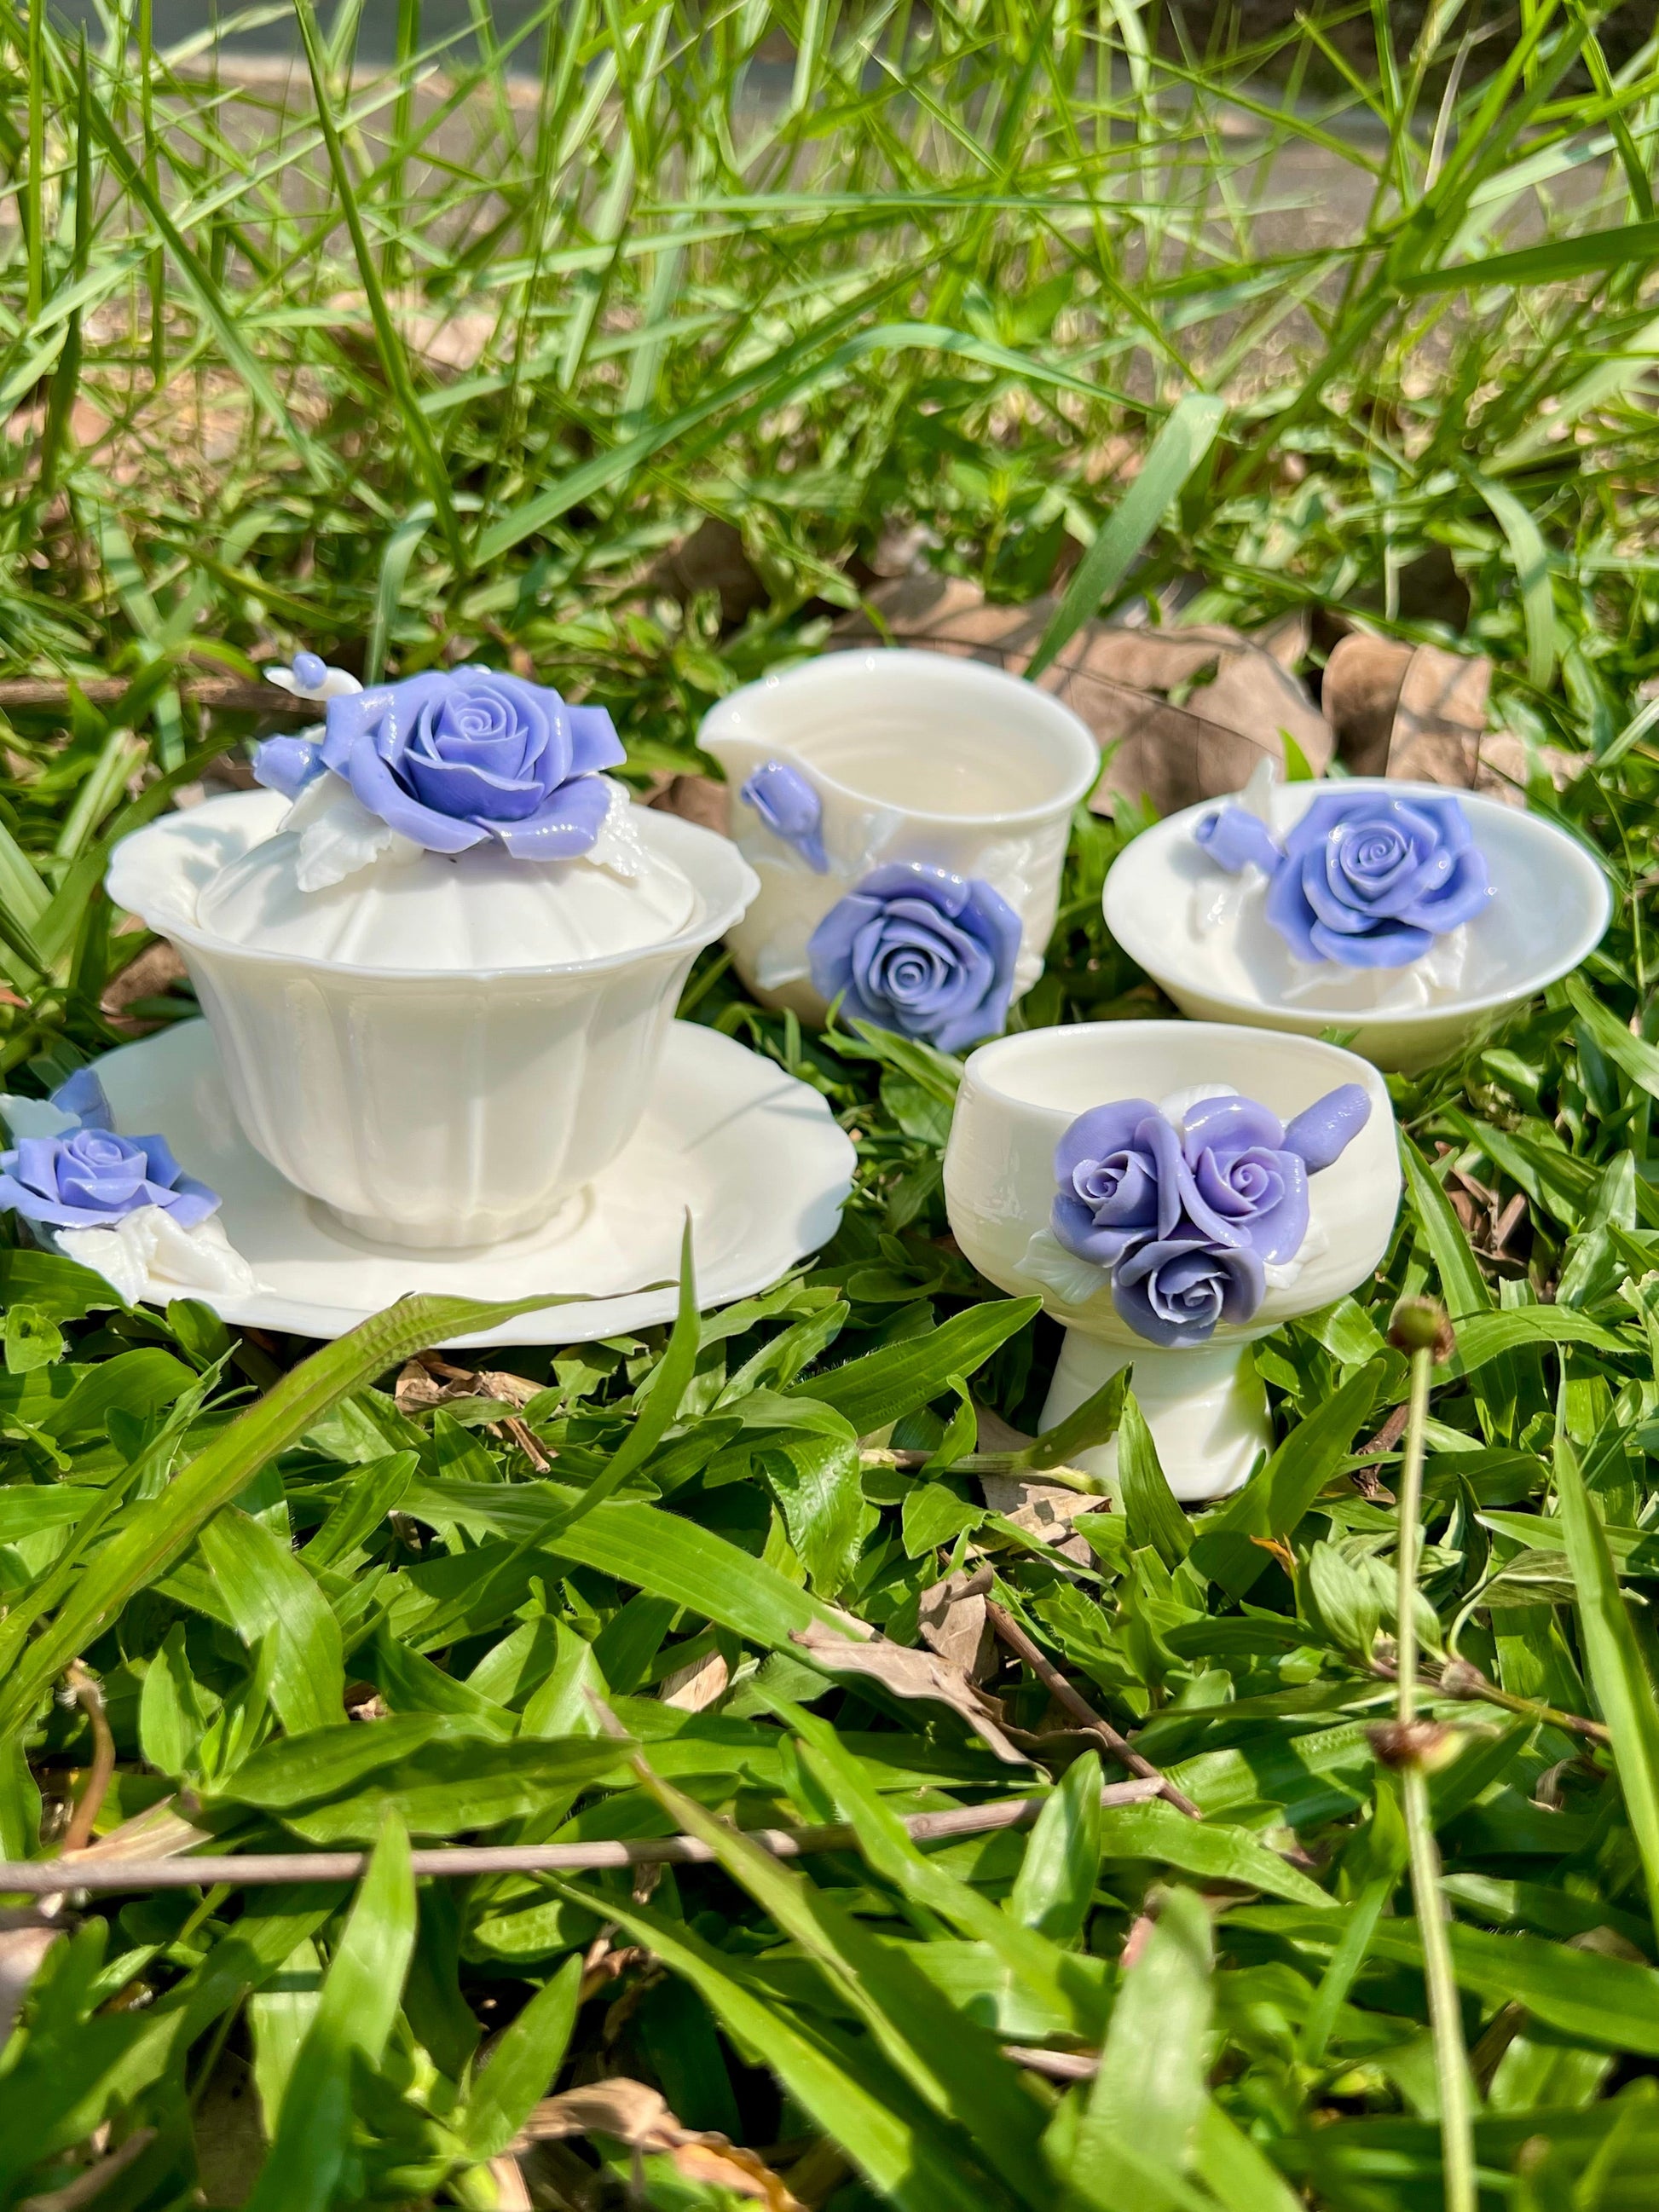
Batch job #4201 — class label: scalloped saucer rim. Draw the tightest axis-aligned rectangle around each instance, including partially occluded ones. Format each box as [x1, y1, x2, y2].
[89, 1019, 855, 1346]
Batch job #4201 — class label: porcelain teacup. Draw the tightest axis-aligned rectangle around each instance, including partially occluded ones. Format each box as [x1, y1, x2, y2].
[700, 649, 1100, 1037]
[943, 1019, 1400, 1501]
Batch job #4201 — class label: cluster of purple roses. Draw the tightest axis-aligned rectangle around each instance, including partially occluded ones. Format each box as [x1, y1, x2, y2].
[1050, 1083, 1370, 1346]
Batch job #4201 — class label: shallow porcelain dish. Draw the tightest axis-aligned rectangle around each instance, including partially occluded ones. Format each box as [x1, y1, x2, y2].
[89, 1018, 855, 1345]
[106, 790, 758, 1250]
[1103, 777, 1611, 1073]
[943, 1020, 1399, 1500]
[701, 648, 1099, 1022]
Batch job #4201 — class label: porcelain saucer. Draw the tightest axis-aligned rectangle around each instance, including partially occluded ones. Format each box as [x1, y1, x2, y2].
[92, 1019, 855, 1346]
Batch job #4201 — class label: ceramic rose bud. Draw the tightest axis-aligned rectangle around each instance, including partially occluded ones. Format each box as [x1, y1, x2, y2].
[944, 1022, 1400, 1502]
[807, 862, 1021, 1054]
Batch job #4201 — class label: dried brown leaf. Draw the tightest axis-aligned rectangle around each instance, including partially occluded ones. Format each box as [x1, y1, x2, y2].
[917, 1566, 995, 1676]
[0, 1924, 60, 2053]
[978, 1473, 1109, 1563]
[514, 2079, 805, 2210]
[659, 1649, 730, 1712]
[789, 1618, 1029, 1764]
[832, 576, 1333, 813]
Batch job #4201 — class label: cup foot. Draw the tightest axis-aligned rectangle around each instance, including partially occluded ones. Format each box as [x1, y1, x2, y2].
[1039, 1330, 1269, 1505]
[317, 1186, 590, 1255]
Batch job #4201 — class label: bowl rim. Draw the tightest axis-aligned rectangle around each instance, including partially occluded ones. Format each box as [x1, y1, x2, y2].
[956, 1015, 1393, 1121]
[106, 789, 760, 985]
[1101, 777, 1613, 1031]
[700, 647, 1101, 829]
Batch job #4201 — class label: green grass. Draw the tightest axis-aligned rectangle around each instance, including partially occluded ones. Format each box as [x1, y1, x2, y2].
[8, 3, 1659, 2208]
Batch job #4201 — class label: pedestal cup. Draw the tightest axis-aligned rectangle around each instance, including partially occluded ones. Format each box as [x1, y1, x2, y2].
[943, 1020, 1400, 1502]
[700, 648, 1100, 1021]
[1104, 777, 1610, 1073]
[106, 791, 758, 1250]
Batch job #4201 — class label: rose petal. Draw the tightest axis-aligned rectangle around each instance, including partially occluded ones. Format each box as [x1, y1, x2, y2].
[495, 773, 613, 860]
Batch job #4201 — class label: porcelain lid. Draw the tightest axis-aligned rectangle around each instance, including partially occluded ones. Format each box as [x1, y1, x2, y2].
[194, 788, 698, 971]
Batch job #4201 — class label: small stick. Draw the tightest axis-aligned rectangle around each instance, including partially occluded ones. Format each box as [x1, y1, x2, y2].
[0, 1780, 1165, 1896]
[1380, 1301, 1476, 2212]
[60, 1666, 117, 1857]
[985, 1600, 1202, 1819]
[0, 677, 322, 718]
[1002, 2045, 1098, 2082]
[1369, 1655, 1610, 1747]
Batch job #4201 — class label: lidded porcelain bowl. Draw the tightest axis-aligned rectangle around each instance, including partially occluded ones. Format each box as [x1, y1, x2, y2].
[107, 788, 756, 1250]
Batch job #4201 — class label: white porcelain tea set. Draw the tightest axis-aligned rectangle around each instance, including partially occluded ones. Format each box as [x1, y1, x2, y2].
[0, 641, 1609, 1494]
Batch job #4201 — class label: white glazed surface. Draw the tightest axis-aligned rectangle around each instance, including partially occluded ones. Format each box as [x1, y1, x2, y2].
[942, 1021, 1400, 1499]
[1103, 778, 1611, 1073]
[107, 791, 759, 1248]
[701, 649, 1099, 1018]
[91, 1018, 855, 1345]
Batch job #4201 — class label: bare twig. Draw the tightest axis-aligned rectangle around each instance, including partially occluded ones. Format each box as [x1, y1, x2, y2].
[19, 2129, 155, 2212]
[1356, 1403, 1410, 1458]
[60, 1666, 117, 1856]
[0, 676, 321, 718]
[0, 1781, 1165, 1896]
[1002, 2045, 1098, 2082]
[985, 1600, 1202, 1817]
[1368, 1655, 1610, 1747]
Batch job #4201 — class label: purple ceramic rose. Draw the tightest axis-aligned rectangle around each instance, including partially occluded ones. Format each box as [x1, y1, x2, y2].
[1197, 789, 1493, 969]
[740, 759, 828, 872]
[807, 861, 1020, 1053]
[254, 667, 626, 862]
[0, 1127, 218, 1232]
[1051, 1082, 1371, 1347]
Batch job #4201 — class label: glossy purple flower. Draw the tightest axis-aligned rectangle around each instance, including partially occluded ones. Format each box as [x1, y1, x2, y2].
[741, 759, 828, 872]
[808, 862, 1021, 1054]
[1113, 1235, 1266, 1349]
[253, 668, 626, 861]
[1050, 1082, 1372, 1346]
[1266, 792, 1492, 967]
[0, 1127, 218, 1232]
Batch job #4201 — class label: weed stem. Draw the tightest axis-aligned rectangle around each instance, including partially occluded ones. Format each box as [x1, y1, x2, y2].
[1397, 1340, 1476, 2212]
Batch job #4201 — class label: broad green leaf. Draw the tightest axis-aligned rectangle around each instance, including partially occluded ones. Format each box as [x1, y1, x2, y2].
[1029, 393, 1228, 677]
[399, 1480, 835, 1648]
[138, 1621, 213, 1779]
[1554, 1429, 1659, 1933]
[460, 1955, 582, 2157]
[199, 1508, 345, 1738]
[1118, 1392, 1191, 1568]
[550, 1881, 998, 2212]
[3, 1306, 62, 1374]
[1059, 1886, 1213, 2210]
[279, 1736, 629, 1843]
[0, 1287, 585, 1741]
[1095, 1802, 1332, 1908]
[795, 1300, 1041, 1435]
[1010, 1751, 1102, 1943]
[764, 1433, 867, 1595]
[243, 1816, 416, 2212]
